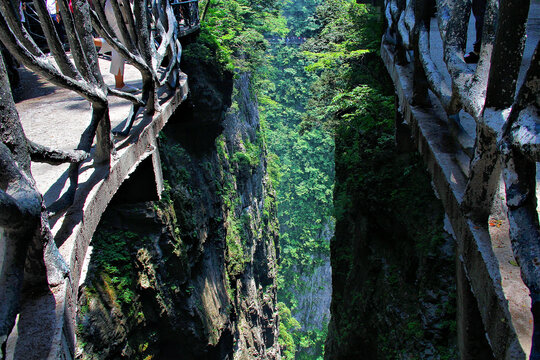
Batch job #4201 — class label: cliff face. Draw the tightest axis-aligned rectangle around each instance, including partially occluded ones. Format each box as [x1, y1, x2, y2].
[324, 104, 457, 358]
[76, 58, 281, 359]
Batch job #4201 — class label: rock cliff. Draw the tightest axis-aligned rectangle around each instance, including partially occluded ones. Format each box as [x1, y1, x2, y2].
[76, 55, 281, 359]
[324, 103, 457, 359]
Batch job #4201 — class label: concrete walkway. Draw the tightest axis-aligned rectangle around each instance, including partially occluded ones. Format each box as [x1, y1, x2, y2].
[15, 57, 142, 205]
[8, 54, 189, 359]
[429, 5, 540, 356]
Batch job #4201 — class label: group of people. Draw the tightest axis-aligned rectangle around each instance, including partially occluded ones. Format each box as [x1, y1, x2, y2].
[44, 0, 196, 92]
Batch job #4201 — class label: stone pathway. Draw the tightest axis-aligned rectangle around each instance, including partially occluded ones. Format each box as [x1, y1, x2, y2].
[7, 53, 189, 359]
[14, 57, 141, 206]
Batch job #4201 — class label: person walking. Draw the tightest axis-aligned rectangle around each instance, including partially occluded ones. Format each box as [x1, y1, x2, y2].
[464, 0, 486, 64]
[46, 0, 69, 50]
[94, 0, 138, 92]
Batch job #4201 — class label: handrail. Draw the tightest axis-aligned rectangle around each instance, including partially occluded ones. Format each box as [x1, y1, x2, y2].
[383, 0, 540, 357]
[0, 0, 199, 355]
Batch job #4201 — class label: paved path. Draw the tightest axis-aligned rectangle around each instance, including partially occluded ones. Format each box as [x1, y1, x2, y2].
[8, 54, 189, 360]
[15, 57, 142, 205]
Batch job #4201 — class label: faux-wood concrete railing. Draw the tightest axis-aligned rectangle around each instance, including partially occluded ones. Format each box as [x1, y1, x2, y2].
[0, 0, 199, 358]
[382, 0, 540, 358]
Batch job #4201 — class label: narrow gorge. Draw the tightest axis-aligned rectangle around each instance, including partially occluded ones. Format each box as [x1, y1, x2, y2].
[76, 37, 280, 358]
[75, 0, 458, 358]
[4, 0, 540, 357]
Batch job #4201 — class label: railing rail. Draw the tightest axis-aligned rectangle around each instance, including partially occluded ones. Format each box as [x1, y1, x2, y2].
[0, 0, 198, 356]
[383, 0, 540, 357]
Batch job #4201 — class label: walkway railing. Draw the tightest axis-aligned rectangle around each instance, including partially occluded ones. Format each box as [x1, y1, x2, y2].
[383, 0, 539, 357]
[0, 0, 198, 357]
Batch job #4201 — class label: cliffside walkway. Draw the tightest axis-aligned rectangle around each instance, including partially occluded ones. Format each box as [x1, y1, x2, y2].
[382, 0, 540, 358]
[6, 60, 188, 360]
[5, 53, 189, 360]
[0, 1, 200, 358]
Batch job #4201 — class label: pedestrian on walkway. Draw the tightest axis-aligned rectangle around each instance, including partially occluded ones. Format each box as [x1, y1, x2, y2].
[94, 0, 138, 92]
[464, 0, 486, 64]
[46, 0, 69, 50]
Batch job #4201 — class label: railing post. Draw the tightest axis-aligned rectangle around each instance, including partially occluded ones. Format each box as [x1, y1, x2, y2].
[461, 0, 531, 224]
[456, 259, 495, 359]
[394, 94, 415, 153]
[411, 0, 431, 107]
[485, 0, 530, 110]
[94, 111, 114, 165]
[395, 0, 409, 65]
[502, 137, 540, 359]
[460, 121, 501, 224]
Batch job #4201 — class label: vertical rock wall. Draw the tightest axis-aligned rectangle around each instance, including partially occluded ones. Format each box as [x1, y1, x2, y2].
[76, 59, 281, 359]
[325, 124, 457, 359]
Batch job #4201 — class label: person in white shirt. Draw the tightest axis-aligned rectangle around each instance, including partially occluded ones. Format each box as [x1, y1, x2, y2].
[45, 0, 68, 48]
[93, 0, 138, 92]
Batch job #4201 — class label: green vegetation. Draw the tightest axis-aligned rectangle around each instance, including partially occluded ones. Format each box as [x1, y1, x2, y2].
[257, 0, 336, 358]
[189, 1, 335, 356]
[278, 302, 302, 359]
[80, 0, 457, 358]
[77, 227, 162, 359]
[89, 230, 141, 308]
[186, 0, 288, 74]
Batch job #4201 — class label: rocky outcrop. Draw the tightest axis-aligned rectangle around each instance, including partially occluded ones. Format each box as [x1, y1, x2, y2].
[76, 58, 280, 359]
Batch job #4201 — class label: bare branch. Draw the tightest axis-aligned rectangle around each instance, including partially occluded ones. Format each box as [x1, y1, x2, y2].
[90, 9, 158, 81]
[418, 23, 453, 111]
[71, 0, 106, 88]
[0, 0, 43, 57]
[0, 15, 107, 104]
[110, 0, 136, 53]
[30, 0, 79, 78]
[485, 0, 529, 109]
[121, 0, 139, 48]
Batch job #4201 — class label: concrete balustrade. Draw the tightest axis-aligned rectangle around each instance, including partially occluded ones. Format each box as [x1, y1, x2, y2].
[382, 0, 540, 358]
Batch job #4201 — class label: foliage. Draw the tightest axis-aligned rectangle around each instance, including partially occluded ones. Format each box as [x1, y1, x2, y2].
[281, 0, 322, 36]
[231, 136, 262, 171]
[303, 1, 457, 357]
[90, 230, 140, 308]
[258, 0, 336, 358]
[189, 0, 288, 73]
[225, 211, 247, 277]
[278, 302, 302, 359]
[302, 0, 389, 130]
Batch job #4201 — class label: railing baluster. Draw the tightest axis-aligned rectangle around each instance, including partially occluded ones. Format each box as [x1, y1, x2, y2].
[411, 0, 431, 107]
[485, 0, 530, 110]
